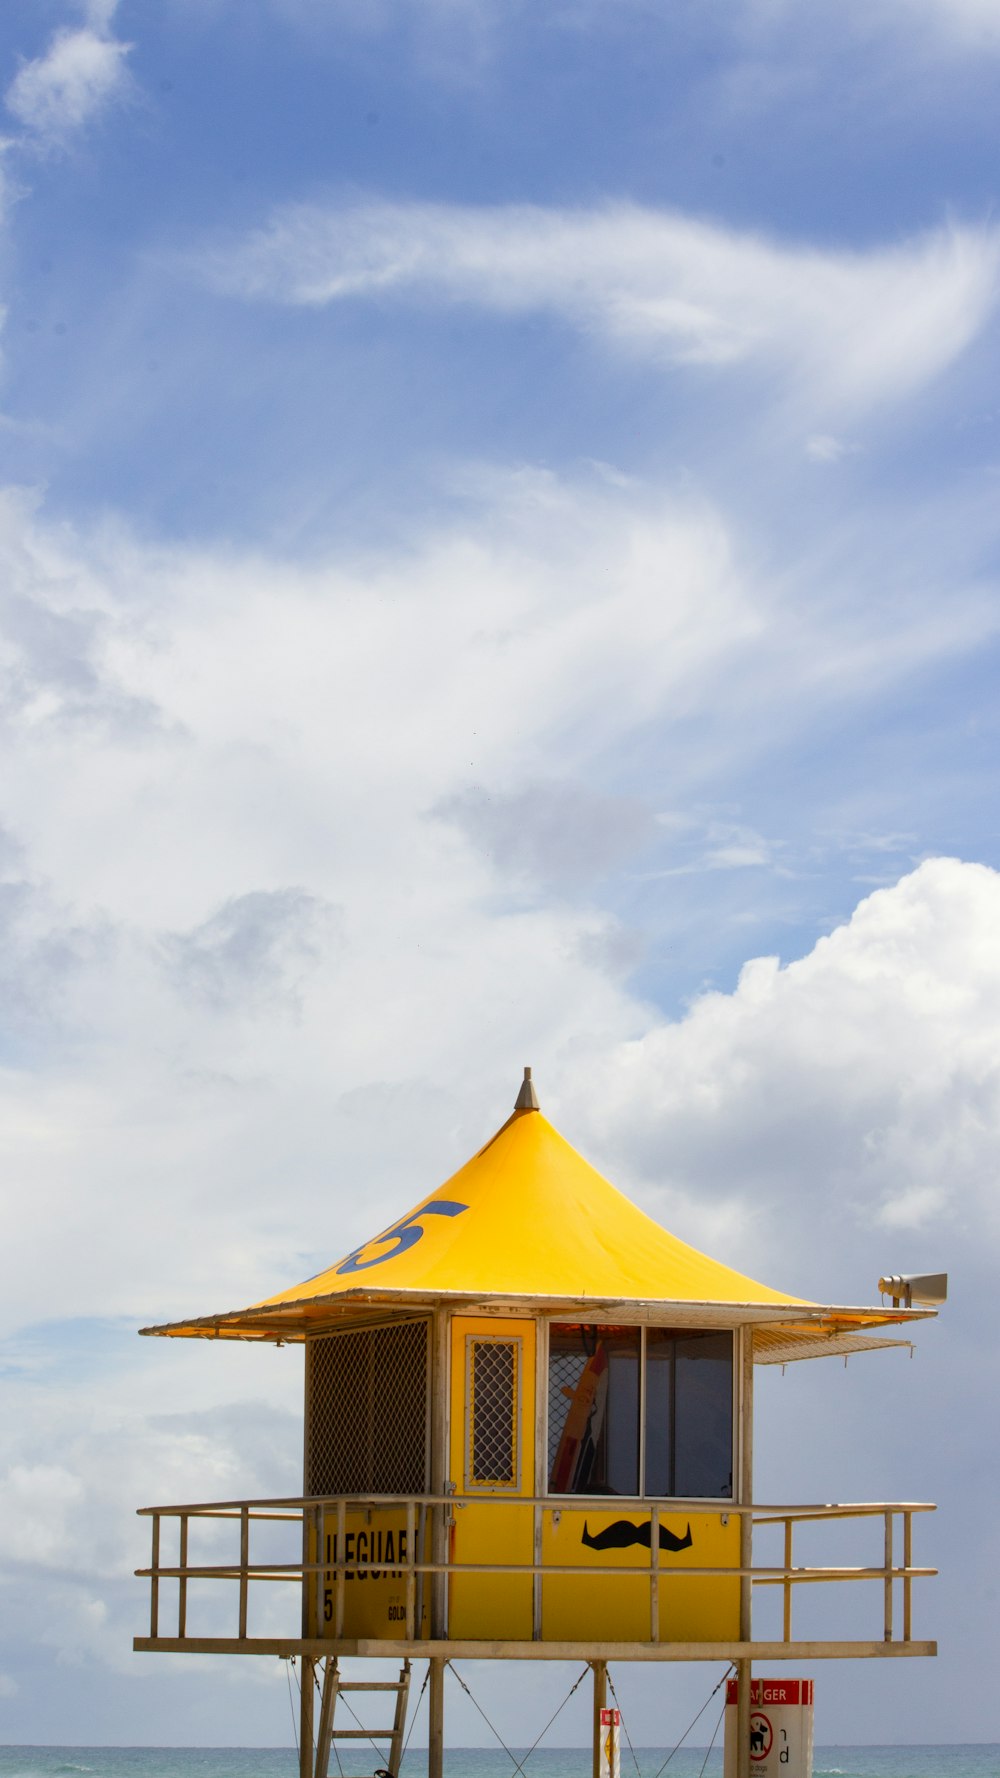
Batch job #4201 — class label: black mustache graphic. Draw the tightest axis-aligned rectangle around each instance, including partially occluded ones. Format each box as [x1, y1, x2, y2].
[581, 1518, 693, 1553]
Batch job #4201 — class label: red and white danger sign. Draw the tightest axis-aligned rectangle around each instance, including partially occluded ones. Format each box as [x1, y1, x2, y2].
[723, 1679, 814, 1778]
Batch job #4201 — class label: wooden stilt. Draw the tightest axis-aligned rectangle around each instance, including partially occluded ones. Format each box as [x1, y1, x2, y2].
[299, 1655, 316, 1778]
[737, 1327, 755, 1778]
[591, 1659, 608, 1778]
[735, 1658, 752, 1778]
[428, 1655, 445, 1778]
[314, 1657, 340, 1778]
[430, 1309, 450, 1641]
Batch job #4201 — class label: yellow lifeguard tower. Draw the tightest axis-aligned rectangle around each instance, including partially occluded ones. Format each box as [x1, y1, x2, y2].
[135, 1069, 940, 1778]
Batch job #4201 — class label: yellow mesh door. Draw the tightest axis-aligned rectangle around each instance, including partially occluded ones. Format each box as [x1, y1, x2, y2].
[448, 1316, 535, 1640]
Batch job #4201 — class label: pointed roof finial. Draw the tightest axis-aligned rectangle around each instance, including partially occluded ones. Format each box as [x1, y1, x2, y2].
[514, 1065, 540, 1111]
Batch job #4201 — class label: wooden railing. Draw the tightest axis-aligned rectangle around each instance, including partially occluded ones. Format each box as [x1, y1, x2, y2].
[135, 1493, 935, 1655]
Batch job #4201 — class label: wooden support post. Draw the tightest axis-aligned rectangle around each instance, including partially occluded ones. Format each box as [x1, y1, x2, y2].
[533, 1327, 546, 1642]
[300, 1656, 316, 1778]
[428, 1655, 445, 1778]
[739, 1328, 754, 1643]
[300, 1487, 317, 1778]
[782, 1519, 793, 1643]
[737, 1327, 755, 1778]
[430, 1310, 450, 1640]
[903, 1511, 913, 1642]
[314, 1657, 339, 1778]
[735, 1659, 752, 1778]
[592, 1659, 608, 1778]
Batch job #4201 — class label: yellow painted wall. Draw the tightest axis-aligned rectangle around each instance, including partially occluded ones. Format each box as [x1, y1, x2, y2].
[540, 1508, 740, 1643]
[318, 1506, 431, 1640]
[448, 1315, 535, 1640]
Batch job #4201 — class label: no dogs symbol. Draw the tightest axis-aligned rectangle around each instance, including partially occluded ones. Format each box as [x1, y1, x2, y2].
[749, 1713, 772, 1761]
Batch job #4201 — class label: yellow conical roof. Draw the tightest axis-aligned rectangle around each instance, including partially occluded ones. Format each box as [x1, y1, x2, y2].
[262, 1105, 798, 1307]
[143, 1075, 927, 1350]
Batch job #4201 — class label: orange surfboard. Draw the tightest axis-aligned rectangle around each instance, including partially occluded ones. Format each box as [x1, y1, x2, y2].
[550, 1341, 609, 1492]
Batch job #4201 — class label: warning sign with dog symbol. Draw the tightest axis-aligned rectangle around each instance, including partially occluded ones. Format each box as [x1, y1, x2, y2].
[723, 1679, 814, 1778]
[749, 1713, 772, 1761]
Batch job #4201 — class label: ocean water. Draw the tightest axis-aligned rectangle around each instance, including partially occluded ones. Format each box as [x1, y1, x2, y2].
[1, 1749, 998, 1778]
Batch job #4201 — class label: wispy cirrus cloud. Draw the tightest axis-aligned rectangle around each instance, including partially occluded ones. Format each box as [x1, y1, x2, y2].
[4, 4, 132, 147]
[200, 199, 1000, 421]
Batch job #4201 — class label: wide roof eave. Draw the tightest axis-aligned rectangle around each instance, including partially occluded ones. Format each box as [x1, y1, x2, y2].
[140, 1288, 935, 1343]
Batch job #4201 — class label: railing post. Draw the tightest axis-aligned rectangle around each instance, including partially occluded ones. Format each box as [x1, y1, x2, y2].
[150, 1513, 160, 1639]
[315, 1505, 324, 1637]
[417, 1502, 428, 1637]
[239, 1505, 249, 1640]
[903, 1510, 913, 1641]
[405, 1499, 416, 1640]
[650, 1504, 660, 1643]
[178, 1514, 188, 1639]
[334, 1499, 346, 1639]
[884, 1508, 894, 1642]
[782, 1518, 793, 1642]
[533, 1501, 542, 1641]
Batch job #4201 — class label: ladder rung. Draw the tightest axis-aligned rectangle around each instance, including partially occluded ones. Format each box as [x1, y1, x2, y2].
[331, 1729, 396, 1739]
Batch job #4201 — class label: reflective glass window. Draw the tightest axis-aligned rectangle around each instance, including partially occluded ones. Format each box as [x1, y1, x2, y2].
[644, 1329, 733, 1498]
[547, 1324, 639, 1495]
[547, 1323, 733, 1499]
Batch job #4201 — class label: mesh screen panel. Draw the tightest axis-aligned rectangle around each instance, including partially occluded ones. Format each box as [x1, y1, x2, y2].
[547, 1347, 586, 1480]
[469, 1339, 518, 1485]
[306, 1320, 429, 1496]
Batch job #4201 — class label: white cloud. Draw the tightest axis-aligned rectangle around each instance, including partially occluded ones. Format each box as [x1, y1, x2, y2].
[853, 0, 1000, 52]
[557, 857, 1000, 1295]
[0, 467, 995, 1339]
[202, 200, 1000, 421]
[5, 17, 131, 145]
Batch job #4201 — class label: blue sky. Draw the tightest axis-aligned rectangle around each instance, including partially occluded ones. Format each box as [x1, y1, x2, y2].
[1, 0, 999, 1752]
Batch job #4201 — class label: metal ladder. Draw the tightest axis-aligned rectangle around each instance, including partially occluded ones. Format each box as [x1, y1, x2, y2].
[314, 1657, 412, 1778]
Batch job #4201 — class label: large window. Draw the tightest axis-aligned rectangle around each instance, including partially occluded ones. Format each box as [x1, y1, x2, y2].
[547, 1324, 733, 1499]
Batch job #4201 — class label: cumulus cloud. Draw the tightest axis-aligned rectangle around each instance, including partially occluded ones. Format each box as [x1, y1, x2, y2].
[202, 200, 1000, 421]
[5, 11, 131, 145]
[558, 857, 1000, 1297]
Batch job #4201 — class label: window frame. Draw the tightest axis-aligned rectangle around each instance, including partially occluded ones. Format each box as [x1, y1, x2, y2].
[541, 1318, 736, 1502]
